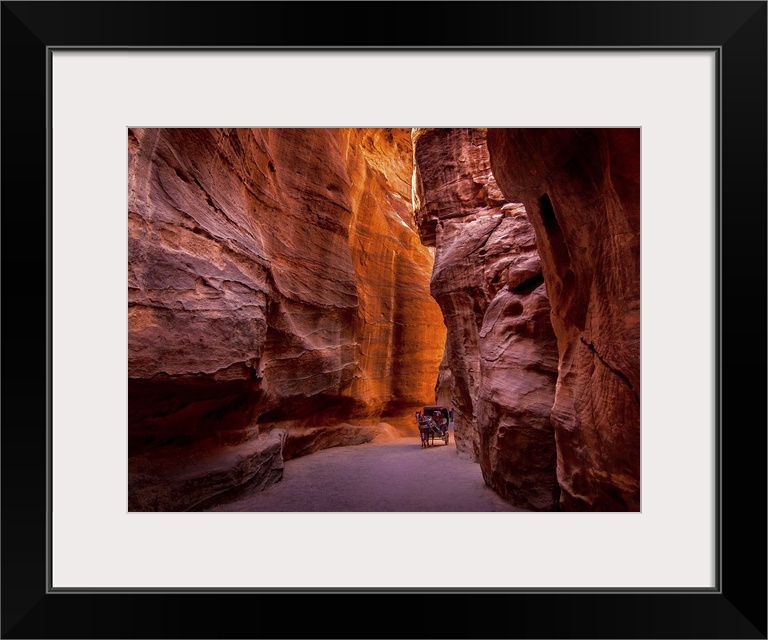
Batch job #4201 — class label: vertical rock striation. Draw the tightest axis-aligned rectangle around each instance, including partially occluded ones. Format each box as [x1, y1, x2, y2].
[413, 128, 560, 510]
[487, 128, 640, 511]
[128, 128, 445, 510]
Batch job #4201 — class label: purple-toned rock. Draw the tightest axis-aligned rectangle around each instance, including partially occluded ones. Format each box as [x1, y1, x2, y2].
[413, 128, 560, 510]
[487, 128, 640, 511]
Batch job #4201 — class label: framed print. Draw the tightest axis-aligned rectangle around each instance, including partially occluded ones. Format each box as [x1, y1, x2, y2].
[2, 1, 765, 638]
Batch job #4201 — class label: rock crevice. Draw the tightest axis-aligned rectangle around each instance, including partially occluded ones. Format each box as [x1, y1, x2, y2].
[579, 336, 639, 403]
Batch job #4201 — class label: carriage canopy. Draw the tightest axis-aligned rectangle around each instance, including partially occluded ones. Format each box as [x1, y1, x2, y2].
[423, 406, 450, 421]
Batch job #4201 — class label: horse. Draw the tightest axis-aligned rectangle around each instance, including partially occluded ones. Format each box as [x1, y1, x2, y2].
[421, 418, 438, 447]
[417, 414, 434, 448]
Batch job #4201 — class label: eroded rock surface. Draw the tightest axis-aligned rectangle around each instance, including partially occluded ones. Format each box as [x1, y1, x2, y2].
[129, 429, 287, 512]
[487, 128, 640, 511]
[128, 128, 445, 510]
[413, 128, 560, 510]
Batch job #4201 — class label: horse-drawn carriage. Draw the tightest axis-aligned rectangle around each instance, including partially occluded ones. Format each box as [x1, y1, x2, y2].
[416, 405, 451, 447]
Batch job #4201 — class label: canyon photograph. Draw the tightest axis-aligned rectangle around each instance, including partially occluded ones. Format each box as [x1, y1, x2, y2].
[128, 127, 640, 513]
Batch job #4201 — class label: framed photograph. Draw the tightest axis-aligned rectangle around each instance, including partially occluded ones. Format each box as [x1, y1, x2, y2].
[3, 2, 765, 638]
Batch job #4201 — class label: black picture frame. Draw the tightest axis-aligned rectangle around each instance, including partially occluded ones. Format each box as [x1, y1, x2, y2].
[2, 2, 765, 638]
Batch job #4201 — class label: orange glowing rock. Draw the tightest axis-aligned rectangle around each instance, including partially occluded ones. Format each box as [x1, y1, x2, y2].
[128, 128, 445, 510]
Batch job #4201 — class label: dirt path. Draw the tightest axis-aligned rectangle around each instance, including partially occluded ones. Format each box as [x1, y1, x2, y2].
[207, 435, 525, 512]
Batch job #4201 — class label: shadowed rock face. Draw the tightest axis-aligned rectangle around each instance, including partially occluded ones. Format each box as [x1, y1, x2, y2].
[128, 128, 445, 510]
[487, 128, 640, 511]
[413, 128, 560, 511]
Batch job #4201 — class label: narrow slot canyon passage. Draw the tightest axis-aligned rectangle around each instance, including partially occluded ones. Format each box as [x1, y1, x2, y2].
[128, 127, 640, 512]
[205, 437, 524, 512]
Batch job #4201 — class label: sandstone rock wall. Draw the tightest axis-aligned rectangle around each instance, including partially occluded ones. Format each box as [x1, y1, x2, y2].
[128, 128, 445, 510]
[487, 128, 640, 511]
[413, 128, 560, 510]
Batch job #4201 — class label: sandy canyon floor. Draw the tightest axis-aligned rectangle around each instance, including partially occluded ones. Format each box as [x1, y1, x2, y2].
[206, 433, 526, 512]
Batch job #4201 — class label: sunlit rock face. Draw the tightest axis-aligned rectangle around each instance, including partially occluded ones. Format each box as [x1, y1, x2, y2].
[413, 128, 560, 511]
[487, 128, 640, 511]
[128, 128, 444, 510]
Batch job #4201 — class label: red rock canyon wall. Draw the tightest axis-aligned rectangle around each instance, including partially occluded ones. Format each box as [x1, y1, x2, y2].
[128, 128, 445, 510]
[413, 128, 560, 511]
[487, 128, 640, 511]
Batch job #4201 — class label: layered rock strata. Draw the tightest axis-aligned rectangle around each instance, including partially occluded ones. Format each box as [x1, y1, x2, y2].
[487, 128, 641, 511]
[128, 128, 445, 510]
[413, 128, 560, 510]
[128, 429, 287, 512]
